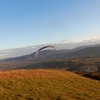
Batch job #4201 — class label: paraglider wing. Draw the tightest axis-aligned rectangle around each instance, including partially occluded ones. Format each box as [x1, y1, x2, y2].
[35, 45, 58, 57]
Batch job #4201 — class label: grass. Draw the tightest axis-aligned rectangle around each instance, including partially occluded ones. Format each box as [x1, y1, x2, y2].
[0, 69, 100, 100]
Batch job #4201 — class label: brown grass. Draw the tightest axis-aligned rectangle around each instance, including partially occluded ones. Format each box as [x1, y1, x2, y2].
[0, 69, 100, 100]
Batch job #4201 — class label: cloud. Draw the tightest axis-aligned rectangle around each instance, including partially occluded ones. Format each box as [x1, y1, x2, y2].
[0, 50, 12, 53]
[91, 35, 100, 40]
[3, 50, 12, 53]
[71, 35, 100, 43]
[0, 53, 9, 57]
[60, 40, 71, 43]
[59, 35, 100, 44]
[0, 50, 13, 58]
[24, 46, 38, 49]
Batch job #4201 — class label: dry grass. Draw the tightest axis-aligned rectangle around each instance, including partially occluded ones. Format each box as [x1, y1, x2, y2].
[0, 69, 100, 100]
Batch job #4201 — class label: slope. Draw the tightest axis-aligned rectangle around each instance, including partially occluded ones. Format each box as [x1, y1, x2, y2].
[0, 69, 100, 100]
[64, 46, 100, 58]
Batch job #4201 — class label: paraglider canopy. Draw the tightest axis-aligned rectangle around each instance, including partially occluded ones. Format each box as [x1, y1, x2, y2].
[35, 45, 58, 57]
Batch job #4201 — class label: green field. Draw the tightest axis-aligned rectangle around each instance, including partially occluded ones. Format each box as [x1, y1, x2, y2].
[0, 69, 100, 100]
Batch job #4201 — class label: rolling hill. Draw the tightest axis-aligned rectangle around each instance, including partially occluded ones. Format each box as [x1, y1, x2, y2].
[0, 69, 100, 100]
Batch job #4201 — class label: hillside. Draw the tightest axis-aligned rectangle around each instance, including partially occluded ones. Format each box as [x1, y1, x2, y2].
[0, 49, 72, 62]
[0, 69, 100, 100]
[64, 46, 100, 58]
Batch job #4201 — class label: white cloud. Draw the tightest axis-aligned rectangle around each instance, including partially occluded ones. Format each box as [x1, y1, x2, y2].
[58, 35, 100, 44]
[0, 54, 9, 57]
[0, 50, 12, 53]
[24, 46, 38, 49]
[3, 50, 12, 53]
[71, 35, 100, 43]
[91, 35, 100, 40]
[60, 40, 71, 43]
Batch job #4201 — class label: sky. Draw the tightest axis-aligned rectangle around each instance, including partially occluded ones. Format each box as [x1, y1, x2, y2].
[0, 0, 100, 50]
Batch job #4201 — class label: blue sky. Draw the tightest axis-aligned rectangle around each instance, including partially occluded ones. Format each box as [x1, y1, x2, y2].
[0, 0, 100, 50]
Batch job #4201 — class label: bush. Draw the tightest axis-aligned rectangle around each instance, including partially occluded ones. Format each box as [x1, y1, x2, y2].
[83, 72, 100, 80]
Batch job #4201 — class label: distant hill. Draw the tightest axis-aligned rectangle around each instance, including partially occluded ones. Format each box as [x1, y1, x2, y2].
[1, 44, 100, 62]
[0, 69, 100, 100]
[64, 45, 100, 58]
[0, 49, 74, 62]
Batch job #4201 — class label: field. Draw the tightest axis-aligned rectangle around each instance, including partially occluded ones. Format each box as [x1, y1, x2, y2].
[0, 69, 100, 100]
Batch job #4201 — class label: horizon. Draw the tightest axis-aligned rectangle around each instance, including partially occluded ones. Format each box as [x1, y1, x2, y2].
[0, 37, 100, 59]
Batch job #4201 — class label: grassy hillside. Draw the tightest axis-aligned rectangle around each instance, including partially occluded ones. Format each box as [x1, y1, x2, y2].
[0, 69, 100, 100]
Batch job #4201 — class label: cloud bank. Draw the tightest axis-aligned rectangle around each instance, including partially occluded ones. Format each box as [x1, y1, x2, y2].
[60, 35, 100, 44]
